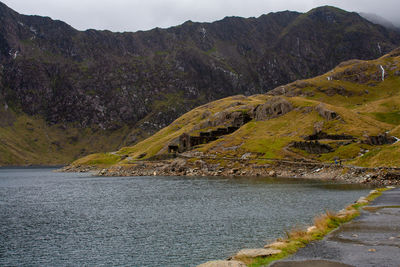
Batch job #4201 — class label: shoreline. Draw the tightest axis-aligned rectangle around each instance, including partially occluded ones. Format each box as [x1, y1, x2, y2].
[198, 187, 396, 267]
[0, 165, 66, 169]
[61, 157, 400, 186]
[59, 161, 399, 266]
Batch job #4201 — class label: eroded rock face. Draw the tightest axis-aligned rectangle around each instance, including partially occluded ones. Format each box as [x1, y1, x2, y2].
[254, 97, 293, 121]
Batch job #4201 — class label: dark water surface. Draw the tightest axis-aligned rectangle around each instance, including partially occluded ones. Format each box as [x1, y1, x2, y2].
[0, 168, 371, 266]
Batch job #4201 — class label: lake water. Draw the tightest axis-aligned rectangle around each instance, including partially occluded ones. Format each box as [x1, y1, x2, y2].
[0, 168, 371, 267]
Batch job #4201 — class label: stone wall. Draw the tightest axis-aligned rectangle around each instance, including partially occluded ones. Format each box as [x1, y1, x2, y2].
[293, 141, 333, 154]
[364, 134, 397, 146]
[305, 131, 355, 141]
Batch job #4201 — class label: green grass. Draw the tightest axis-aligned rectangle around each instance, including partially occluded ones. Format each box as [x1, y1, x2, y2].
[73, 153, 121, 166]
[371, 111, 400, 125]
[352, 143, 400, 167]
[319, 143, 368, 162]
[0, 114, 131, 166]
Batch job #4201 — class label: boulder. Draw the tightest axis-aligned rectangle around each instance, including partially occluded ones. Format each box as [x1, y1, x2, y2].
[254, 97, 293, 121]
[268, 170, 277, 177]
[315, 104, 339, 120]
[171, 158, 187, 168]
[313, 121, 324, 134]
[197, 260, 246, 267]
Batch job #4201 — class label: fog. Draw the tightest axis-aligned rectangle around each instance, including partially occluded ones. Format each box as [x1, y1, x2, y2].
[2, 0, 399, 32]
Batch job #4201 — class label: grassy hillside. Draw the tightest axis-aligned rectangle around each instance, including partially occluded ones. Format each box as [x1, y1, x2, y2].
[0, 112, 132, 166]
[73, 48, 400, 168]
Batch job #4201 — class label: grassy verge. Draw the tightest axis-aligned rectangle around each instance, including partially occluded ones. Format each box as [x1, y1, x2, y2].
[245, 188, 389, 267]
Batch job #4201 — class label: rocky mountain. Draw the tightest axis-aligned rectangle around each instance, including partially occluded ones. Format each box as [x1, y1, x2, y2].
[72, 47, 400, 169]
[1, 2, 400, 165]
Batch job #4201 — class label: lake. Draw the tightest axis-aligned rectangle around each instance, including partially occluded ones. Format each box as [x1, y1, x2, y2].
[0, 168, 371, 266]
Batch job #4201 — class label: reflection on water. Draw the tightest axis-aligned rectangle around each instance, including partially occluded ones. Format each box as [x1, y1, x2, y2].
[0, 168, 371, 267]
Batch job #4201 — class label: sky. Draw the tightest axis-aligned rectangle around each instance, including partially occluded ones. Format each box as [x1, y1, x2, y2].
[2, 0, 400, 32]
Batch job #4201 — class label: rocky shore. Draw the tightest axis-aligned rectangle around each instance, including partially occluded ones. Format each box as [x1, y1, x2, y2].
[60, 155, 400, 186]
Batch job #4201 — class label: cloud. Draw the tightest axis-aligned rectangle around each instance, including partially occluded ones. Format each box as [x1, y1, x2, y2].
[2, 0, 399, 32]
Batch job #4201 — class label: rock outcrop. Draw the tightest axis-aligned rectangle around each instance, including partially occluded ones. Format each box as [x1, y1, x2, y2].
[315, 104, 339, 120]
[1, 3, 399, 137]
[254, 97, 293, 121]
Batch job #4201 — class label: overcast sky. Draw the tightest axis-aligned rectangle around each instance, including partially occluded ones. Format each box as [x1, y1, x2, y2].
[2, 0, 399, 32]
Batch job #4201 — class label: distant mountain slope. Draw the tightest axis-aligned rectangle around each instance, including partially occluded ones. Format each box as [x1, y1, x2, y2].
[1, 2, 400, 165]
[73, 47, 400, 168]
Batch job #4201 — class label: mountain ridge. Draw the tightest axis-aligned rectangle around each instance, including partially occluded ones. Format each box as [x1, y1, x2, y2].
[1, 2, 400, 165]
[69, 47, 400, 170]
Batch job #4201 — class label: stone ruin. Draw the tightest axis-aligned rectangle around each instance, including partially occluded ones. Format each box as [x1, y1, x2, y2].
[293, 141, 333, 154]
[177, 128, 238, 153]
[305, 131, 355, 141]
[363, 133, 397, 146]
[167, 97, 298, 154]
[169, 113, 251, 153]
[168, 145, 179, 153]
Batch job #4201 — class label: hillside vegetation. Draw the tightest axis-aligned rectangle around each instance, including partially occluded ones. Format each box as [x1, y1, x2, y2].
[73, 48, 400, 168]
[1, 3, 400, 159]
[0, 111, 131, 165]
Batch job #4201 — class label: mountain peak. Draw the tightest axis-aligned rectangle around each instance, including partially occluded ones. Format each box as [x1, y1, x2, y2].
[305, 5, 356, 23]
[1, 4, 400, 165]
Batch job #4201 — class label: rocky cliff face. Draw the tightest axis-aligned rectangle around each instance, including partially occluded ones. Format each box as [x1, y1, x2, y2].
[1, 2, 400, 162]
